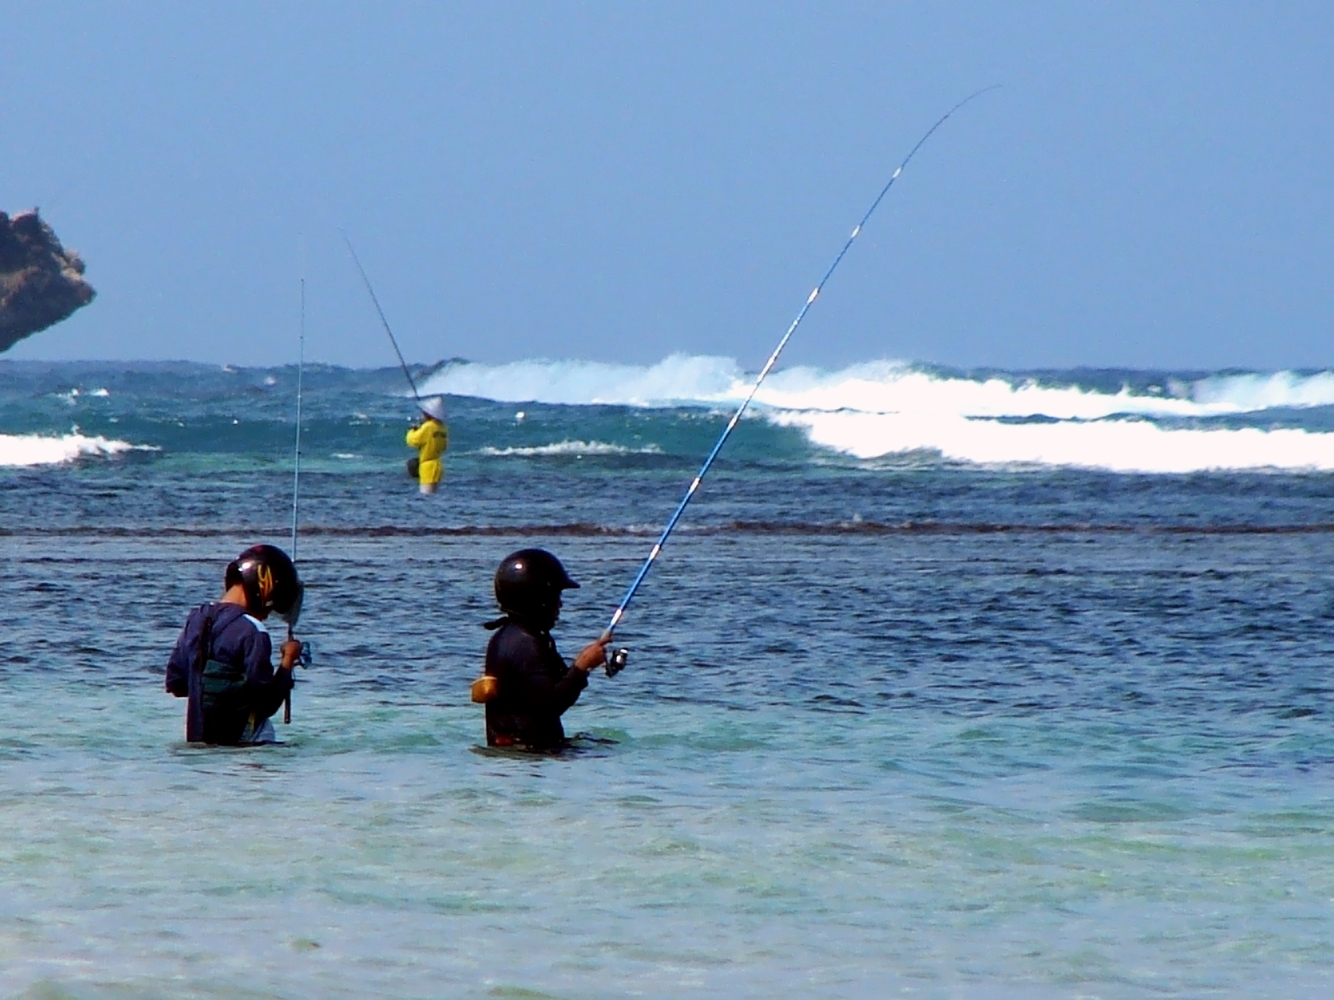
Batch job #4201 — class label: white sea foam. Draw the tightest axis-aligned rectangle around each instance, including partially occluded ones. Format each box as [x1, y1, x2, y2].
[1190, 370, 1334, 410]
[421, 355, 1334, 416]
[769, 411, 1334, 473]
[420, 355, 1334, 473]
[476, 440, 663, 457]
[0, 433, 152, 468]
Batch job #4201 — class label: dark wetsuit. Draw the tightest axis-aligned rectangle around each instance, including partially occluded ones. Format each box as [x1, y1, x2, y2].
[165, 603, 293, 744]
[484, 617, 588, 749]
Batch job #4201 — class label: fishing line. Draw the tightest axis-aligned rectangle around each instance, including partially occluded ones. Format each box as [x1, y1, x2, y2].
[602, 87, 999, 653]
[340, 230, 422, 403]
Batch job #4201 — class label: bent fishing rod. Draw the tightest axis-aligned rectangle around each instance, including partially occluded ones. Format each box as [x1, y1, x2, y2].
[599, 87, 998, 674]
[341, 229, 422, 403]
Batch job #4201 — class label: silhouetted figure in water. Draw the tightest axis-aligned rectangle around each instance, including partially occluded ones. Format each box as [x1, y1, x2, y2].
[471, 549, 608, 750]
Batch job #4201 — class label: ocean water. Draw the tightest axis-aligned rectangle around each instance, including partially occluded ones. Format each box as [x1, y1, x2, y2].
[3, 357, 1334, 999]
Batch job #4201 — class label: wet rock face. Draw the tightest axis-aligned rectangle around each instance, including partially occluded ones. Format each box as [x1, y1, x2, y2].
[0, 210, 95, 353]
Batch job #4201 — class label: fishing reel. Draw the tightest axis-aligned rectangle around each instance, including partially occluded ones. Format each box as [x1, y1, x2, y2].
[605, 647, 628, 677]
[297, 641, 313, 667]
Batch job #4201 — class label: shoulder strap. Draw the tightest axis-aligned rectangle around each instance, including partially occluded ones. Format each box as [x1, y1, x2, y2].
[193, 604, 215, 672]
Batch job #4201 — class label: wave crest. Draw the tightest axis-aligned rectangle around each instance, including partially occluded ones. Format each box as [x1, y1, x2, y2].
[0, 433, 152, 468]
[771, 411, 1334, 473]
[422, 356, 1334, 416]
[425, 355, 1334, 473]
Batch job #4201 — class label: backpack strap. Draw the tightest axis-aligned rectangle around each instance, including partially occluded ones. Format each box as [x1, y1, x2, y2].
[193, 604, 215, 674]
[185, 604, 215, 743]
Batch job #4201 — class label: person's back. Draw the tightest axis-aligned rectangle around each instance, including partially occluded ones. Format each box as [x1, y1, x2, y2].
[406, 397, 448, 494]
[166, 603, 292, 744]
[474, 548, 609, 750]
[164, 544, 304, 745]
[484, 616, 588, 749]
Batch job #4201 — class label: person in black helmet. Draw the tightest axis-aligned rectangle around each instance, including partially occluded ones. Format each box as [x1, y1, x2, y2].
[478, 548, 609, 749]
[165, 544, 305, 745]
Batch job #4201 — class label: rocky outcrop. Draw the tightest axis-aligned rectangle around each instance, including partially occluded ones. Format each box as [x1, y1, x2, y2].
[0, 210, 95, 353]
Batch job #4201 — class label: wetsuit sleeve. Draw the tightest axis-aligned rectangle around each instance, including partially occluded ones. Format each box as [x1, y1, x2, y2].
[240, 627, 294, 721]
[506, 632, 588, 716]
[165, 609, 198, 697]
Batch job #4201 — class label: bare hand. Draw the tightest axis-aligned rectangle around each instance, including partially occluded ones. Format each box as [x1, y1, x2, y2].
[573, 636, 611, 673]
[280, 638, 303, 670]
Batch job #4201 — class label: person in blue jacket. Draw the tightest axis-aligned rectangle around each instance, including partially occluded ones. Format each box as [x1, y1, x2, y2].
[166, 544, 304, 745]
[475, 548, 609, 750]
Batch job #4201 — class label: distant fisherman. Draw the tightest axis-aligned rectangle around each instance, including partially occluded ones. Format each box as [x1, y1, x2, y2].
[406, 396, 449, 495]
[472, 549, 610, 750]
[165, 545, 304, 745]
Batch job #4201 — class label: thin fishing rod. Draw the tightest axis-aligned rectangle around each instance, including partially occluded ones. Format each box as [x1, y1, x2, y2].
[604, 87, 998, 640]
[291, 276, 305, 561]
[283, 276, 307, 726]
[341, 230, 422, 402]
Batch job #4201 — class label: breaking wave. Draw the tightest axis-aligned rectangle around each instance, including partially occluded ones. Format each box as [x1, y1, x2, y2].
[770, 411, 1334, 473]
[0, 432, 152, 468]
[421, 356, 1334, 473]
[421, 356, 1334, 416]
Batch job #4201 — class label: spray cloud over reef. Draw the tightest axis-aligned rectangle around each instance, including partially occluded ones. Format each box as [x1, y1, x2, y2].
[420, 355, 1334, 474]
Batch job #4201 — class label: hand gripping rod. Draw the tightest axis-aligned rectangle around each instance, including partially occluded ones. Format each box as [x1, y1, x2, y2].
[341, 230, 422, 403]
[603, 87, 998, 642]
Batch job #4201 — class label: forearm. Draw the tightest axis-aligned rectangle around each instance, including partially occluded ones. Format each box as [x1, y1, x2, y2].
[544, 667, 589, 715]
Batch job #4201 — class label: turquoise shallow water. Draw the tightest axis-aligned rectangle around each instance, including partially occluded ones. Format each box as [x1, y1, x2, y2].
[4, 527, 1333, 999]
[3, 362, 1334, 998]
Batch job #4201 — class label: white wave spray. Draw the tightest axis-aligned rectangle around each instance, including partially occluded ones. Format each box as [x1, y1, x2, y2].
[0, 433, 151, 468]
[420, 356, 1334, 473]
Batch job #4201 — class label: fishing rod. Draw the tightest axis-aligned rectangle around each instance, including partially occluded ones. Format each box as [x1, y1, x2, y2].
[291, 276, 305, 563]
[340, 230, 422, 403]
[599, 87, 998, 673]
[284, 276, 308, 724]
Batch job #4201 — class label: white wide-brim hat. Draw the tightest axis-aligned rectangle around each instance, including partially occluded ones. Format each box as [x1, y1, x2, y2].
[420, 396, 446, 421]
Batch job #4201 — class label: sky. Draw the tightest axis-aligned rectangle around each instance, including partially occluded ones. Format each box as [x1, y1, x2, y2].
[3, 1, 1332, 372]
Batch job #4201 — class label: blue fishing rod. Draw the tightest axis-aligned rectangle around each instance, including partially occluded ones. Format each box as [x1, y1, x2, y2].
[600, 87, 998, 673]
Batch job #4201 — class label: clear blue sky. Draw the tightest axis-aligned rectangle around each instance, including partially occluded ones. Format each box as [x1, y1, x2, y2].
[4, 1, 1332, 371]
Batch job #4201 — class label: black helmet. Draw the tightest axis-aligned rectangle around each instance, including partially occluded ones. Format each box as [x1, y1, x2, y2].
[494, 548, 578, 622]
[225, 544, 303, 623]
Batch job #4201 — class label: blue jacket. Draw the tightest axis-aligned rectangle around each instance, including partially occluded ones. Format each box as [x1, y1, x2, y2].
[166, 603, 293, 744]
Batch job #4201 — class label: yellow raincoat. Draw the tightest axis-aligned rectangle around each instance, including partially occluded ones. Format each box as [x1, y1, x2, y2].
[406, 418, 448, 485]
